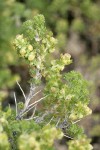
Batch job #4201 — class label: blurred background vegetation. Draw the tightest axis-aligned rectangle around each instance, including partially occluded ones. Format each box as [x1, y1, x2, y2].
[0, 0, 100, 149]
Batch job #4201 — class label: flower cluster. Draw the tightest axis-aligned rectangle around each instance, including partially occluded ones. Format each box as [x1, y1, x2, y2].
[50, 53, 72, 72]
[69, 102, 92, 121]
[14, 15, 57, 71]
[68, 136, 93, 150]
[14, 34, 34, 61]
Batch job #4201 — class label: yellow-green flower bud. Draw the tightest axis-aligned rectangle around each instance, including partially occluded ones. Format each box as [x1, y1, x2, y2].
[51, 87, 56, 92]
[42, 39, 46, 44]
[84, 106, 92, 115]
[61, 53, 71, 64]
[20, 49, 26, 56]
[78, 114, 83, 119]
[49, 48, 55, 53]
[28, 45, 33, 51]
[50, 37, 57, 44]
[69, 114, 77, 120]
[59, 65, 64, 71]
[61, 53, 71, 59]
[60, 89, 65, 95]
[28, 52, 35, 61]
[16, 34, 23, 40]
[64, 53, 71, 59]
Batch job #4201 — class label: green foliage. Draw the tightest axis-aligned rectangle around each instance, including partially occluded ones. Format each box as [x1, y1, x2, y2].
[0, 14, 92, 150]
[0, 106, 63, 150]
[0, 0, 32, 101]
[18, 124, 62, 150]
[0, 0, 23, 101]
[67, 124, 84, 138]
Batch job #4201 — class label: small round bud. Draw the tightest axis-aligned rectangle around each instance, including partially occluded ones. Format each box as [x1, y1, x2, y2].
[16, 34, 23, 40]
[69, 114, 77, 120]
[50, 37, 57, 44]
[61, 53, 71, 64]
[42, 39, 46, 44]
[51, 87, 56, 92]
[59, 65, 64, 71]
[28, 45, 33, 51]
[28, 52, 35, 61]
[60, 89, 65, 95]
[20, 49, 26, 55]
[64, 53, 71, 59]
[49, 48, 55, 53]
[78, 114, 83, 119]
[85, 106, 92, 115]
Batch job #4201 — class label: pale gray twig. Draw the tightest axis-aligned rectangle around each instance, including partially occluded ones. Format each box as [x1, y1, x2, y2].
[13, 92, 18, 117]
[19, 95, 47, 118]
[46, 116, 54, 125]
[16, 81, 26, 101]
[72, 119, 80, 124]
[20, 104, 36, 118]
[64, 134, 73, 139]
[25, 90, 41, 108]
[24, 84, 38, 109]
[23, 105, 37, 121]
[56, 118, 61, 127]
[31, 104, 37, 118]
[28, 95, 48, 108]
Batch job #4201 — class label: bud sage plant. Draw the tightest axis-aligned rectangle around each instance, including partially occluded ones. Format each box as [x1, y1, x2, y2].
[0, 14, 93, 150]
